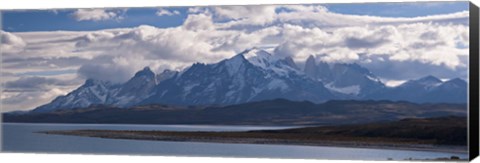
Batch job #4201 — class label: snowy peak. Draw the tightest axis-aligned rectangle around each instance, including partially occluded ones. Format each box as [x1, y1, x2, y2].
[115, 67, 158, 104]
[33, 78, 115, 113]
[214, 53, 249, 76]
[127, 67, 156, 86]
[117, 67, 156, 97]
[241, 48, 278, 68]
[401, 75, 442, 88]
[233, 48, 301, 76]
[415, 75, 442, 85]
[444, 78, 467, 85]
[139, 48, 334, 106]
[156, 69, 178, 83]
[133, 67, 155, 79]
[241, 47, 271, 59]
[83, 78, 111, 87]
[330, 63, 374, 78]
[438, 78, 467, 89]
[367, 75, 466, 103]
[33, 67, 159, 112]
[224, 48, 301, 77]
[302, 55, 384, 96]
[117, 67, 156, 96]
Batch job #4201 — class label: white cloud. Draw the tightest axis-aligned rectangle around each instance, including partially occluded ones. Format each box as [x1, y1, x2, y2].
[383, 79, 407, 87]
[275, 6, 468, 29]
[5, 7, 469, 80]
[213, 5, 277, 26]
[183, 13, 215, 31]
[71, 9, 122, 21]
[203, 5, 467, 30]
[156, 8, 180, 16]
[70, 24, 234, 83]
[271, 22, 468, 69]
[1, 31, 26, 53]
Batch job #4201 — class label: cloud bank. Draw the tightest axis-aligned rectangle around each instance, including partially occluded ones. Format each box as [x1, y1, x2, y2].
[156, 8, 180, 16]
[71, 9, 124, 21]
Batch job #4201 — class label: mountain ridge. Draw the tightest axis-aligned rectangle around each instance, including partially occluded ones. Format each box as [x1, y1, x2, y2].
[32, 49, 467, 113]
[7, 99, 467, 125]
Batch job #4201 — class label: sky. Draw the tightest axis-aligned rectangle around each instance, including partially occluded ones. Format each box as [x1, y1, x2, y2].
[0, 2, 470, 112]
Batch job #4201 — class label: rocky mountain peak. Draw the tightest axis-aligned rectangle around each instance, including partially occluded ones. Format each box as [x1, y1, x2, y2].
[133, 67, 155, 78]
[304, 55, 317, 78]
[416, 75, 442, 85]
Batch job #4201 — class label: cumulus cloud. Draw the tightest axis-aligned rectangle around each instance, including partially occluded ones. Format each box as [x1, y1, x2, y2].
[71, 9, 124, 21]
[183, 13, 215, 31]
[57, 24, 226, 83]
[156, 8, 180, 16]
[272, 23, 468, 69]
[1, 31, 26, 53]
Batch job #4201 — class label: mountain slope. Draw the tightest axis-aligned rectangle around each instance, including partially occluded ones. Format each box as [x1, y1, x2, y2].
[11, 99, 467, 125]
[367, 76, 467, 103]
[303, 55, 385, 97]
[33, 79, 119, 113]
[107, 67, 157, 106]
[141, 48, 334, 106]
[33, 67, 157, 112]
[31, 48, 468, 113]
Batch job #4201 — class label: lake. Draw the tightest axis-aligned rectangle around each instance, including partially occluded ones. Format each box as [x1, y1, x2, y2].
[1, 123, 468, 160]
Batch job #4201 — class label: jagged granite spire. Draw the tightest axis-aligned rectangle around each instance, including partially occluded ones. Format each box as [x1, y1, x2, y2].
[304, 55, 317, 78]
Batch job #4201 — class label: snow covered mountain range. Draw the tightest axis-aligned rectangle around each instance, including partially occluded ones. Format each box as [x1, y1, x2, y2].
[33, 48, 467, 112]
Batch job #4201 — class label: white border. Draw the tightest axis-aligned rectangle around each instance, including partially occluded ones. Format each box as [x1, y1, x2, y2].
[0, 0, 478, 163]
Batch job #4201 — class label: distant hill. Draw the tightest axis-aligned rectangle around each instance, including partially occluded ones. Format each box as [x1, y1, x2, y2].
[272, 116, 467, 145]
[4, 99, 466, 125]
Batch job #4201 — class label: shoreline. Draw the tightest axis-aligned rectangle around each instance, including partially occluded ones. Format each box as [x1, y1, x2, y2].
[39, 129, 468, 154]
[2, 122, 313, 127]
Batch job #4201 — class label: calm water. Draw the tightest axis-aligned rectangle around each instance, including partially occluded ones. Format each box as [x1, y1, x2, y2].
[1, 123, 467, 160]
